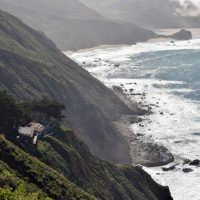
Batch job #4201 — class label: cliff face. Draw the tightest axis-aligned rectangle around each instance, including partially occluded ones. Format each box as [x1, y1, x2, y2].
[0, 9, 136, 163]
[0, 9, 174, 200]
[31, 129, 173, 200]
[0, 131, 173, 200]
[0, 0, 156, 50]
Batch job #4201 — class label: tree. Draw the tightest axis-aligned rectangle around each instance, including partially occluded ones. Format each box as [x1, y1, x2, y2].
[0, 91, 29, 137]
[28, 98, 65, 125]
[0, 91, 65, 136]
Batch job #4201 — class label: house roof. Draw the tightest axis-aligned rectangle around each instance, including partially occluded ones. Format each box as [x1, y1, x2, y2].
[28, 122, 44, 132]
[19, 122, 44, 137]
[19, 127, 34, 137]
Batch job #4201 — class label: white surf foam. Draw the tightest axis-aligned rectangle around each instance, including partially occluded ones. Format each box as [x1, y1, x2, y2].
[68, 38, 200, 200]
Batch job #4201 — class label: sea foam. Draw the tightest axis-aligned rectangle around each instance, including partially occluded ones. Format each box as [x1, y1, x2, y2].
[68, 38, 200, 200]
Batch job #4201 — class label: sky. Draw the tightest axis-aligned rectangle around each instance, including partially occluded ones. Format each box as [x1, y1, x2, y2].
[175, 0, 200, 16]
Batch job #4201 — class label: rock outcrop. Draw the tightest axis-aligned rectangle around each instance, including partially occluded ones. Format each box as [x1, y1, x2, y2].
[189, 159, 200, 166]
[170, 29, 192, 40]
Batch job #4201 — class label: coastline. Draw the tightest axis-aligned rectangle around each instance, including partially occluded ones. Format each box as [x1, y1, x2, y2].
[64, 44, 130, 56]
[66, 42, 175, 168]
[68, 29, 200, 200]
[64, 28, 200, 57]
[113, 86, 174, 167]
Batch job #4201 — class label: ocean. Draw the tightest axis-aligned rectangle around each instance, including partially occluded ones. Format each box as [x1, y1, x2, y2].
[68, 36, 200, 200]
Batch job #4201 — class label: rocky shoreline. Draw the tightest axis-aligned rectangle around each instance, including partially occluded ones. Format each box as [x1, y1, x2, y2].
[113, 86, 174, 167]
[112, 80, 200, 174]
[110, 74, 200, 175]
[70, 39, 200, 200]
[70, 52, 175, 168]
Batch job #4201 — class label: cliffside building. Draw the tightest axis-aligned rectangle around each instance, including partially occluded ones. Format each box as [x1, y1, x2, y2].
[18, 122, 45, 145]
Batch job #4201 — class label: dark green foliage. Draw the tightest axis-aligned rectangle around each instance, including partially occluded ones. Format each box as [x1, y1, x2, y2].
[0, 90, 29, 137]
[0, 136, 96, 200]
[0, 160, 51, 200]
[26, 98, 65, 124]
[0, 185, 51, 200]
[0, 90, 65, 138]
[0, 91, 173, 200]
[28, 129, 173, 200]
[0, 128, 173, 200]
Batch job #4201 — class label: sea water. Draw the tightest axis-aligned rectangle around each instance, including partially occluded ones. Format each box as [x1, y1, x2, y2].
[68, 38, 200, 200]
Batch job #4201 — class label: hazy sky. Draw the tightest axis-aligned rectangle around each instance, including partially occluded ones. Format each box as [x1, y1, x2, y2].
[181, 0, 200, 3]
[175, 0, 200, 16]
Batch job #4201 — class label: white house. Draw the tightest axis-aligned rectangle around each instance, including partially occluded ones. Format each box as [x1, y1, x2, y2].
[18, 122, 45, 144]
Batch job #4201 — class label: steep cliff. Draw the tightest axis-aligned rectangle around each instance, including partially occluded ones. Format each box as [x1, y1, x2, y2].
[0, 9, 137, 163]
[0, 9, 174, 200]
[0, 131, 173, 200]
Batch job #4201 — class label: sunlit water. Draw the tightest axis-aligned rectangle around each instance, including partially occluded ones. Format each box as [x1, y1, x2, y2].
[68, 38, 200, 200]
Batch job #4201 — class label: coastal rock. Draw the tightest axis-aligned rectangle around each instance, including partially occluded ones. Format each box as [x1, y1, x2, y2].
[183, 168, 193, 173]
[189, 159, 200, 166]
[162, 165, 177, 172]
[112, 85, 124, 93]
[114, 116, 174, 167]
[170, 29, 192, 41]
[114, 64, 120, 68]
[183, 159, 191, 165]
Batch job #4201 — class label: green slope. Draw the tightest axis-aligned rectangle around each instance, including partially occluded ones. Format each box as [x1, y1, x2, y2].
[0, 130, 173, 200]
[0, 160, 51, 200]
[0, 9, 136, 164]
[0, 89, 173, 199]
[0, 9, 173, 200]
[0, 136, 96, 200]
[22, 129, 172, 200]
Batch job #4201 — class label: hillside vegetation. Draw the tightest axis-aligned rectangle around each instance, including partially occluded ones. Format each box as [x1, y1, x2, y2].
[0, 136, 96, 200]
[0, 130, 173, 200]
[0, 91, 172, 200]
[0, 86, 173, 200]
[0, 9, 174, 200]
[0, 9, 136, 163]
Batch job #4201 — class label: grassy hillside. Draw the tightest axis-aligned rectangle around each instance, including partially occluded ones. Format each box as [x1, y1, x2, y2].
[0, 160, 51, 200]
[0, 9, 140, 163]
[0, 136, 96, 200]
[28, 129, 173, 200]
[0, 0, 156, 50]
[0, 92, 173, 200]
[0, 129, 173, 200]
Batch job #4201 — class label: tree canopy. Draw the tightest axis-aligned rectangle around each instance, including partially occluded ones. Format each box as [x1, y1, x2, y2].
[0, 91, 65, 137]
[0, 91, 28, 136]
[28, 98, 65, 124]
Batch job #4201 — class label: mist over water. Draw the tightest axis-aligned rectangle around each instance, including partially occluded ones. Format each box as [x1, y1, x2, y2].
[70, 37, 200, 200]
